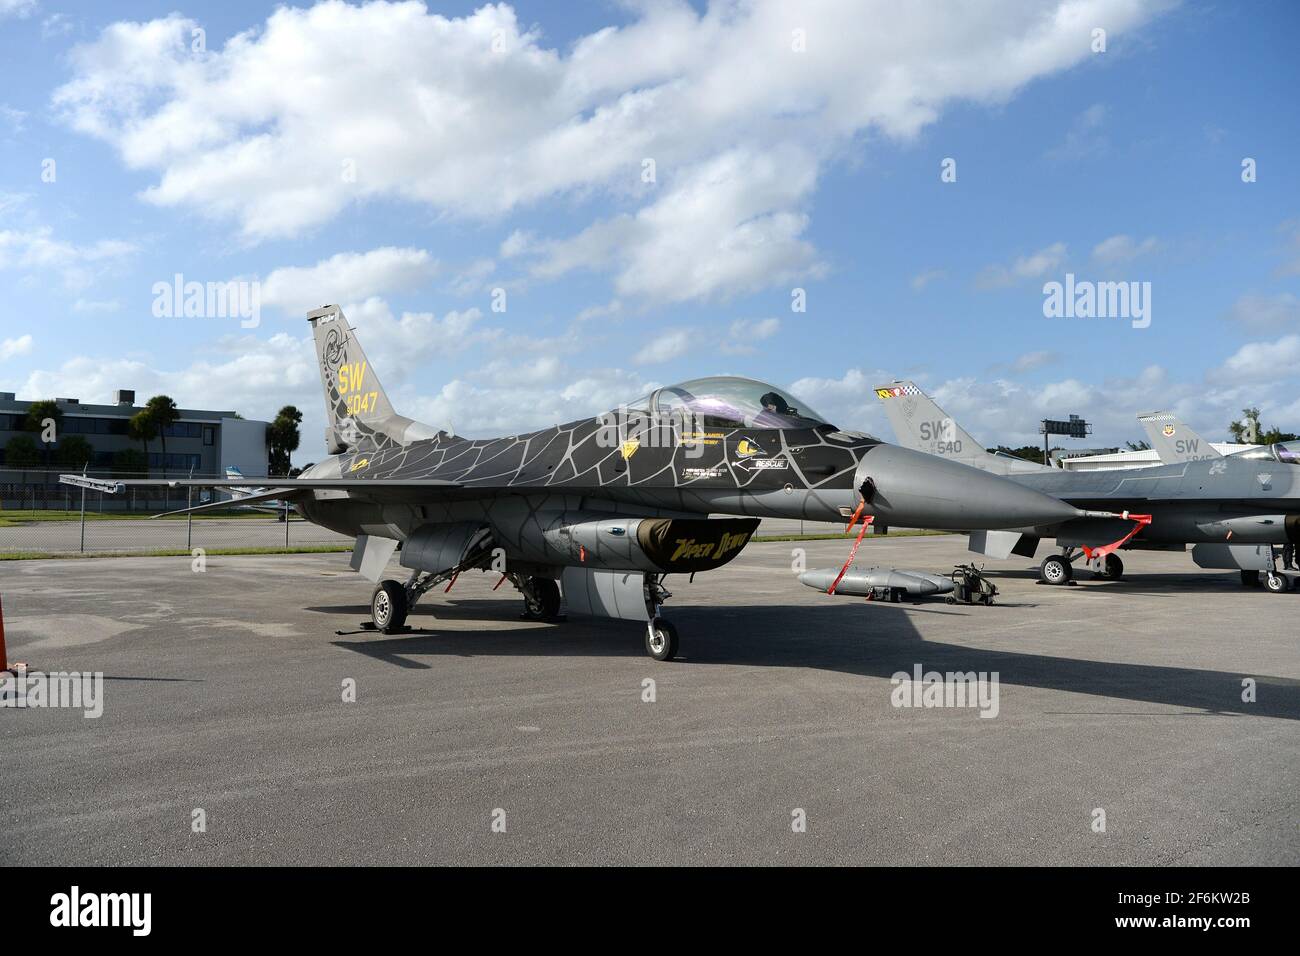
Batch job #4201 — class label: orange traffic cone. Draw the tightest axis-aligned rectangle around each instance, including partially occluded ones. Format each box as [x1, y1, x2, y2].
[0, 594, 26, 677]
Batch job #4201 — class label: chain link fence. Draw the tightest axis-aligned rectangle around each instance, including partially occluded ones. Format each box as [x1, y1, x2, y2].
[0, 469, 350, 555]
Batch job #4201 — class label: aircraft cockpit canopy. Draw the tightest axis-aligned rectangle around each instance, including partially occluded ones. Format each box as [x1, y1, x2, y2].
[1235, 441, 1300, 465]
[630, 376, 832, 430]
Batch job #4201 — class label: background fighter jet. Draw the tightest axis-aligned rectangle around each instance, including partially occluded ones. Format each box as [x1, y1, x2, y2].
[875, 380, 1300, 593]
[62, 307, 1093, 661]
[1137, 411, 1223, 464]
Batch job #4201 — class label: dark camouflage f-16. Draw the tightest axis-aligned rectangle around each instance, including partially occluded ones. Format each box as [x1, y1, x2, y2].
[67, 305, 1085, 660]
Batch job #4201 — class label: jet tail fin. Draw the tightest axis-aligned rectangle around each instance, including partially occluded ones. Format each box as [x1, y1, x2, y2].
[307, 304, 439, 455]
[1137, 411, 1222, 464]
[872, 380, 1051, 474]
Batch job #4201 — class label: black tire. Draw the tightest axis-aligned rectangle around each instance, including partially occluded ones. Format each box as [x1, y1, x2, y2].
[522, 577, 561, 620]
[1039, 555, 1072, 586]
[1264, 572, 1290, 594]
[1104, 554, 1124, 580]
[645, 618, 679, 662]
[371, 580, 408, 633]
[1241, 570, 1262, 587]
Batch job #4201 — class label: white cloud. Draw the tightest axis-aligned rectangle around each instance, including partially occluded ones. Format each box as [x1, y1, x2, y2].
[720, 317, 780, 355]
[0, 0, 37, 21]
[341, 297, 497, 379]
[20, 332, 324, 447]
[1, 333, 33, 360]
[0, 226, 137, 290]
[407, 364, 654, 437]
[911, 269, 946, 291]
[1224, 292, 1300, 333]
[41, 12, 72, 39]
[1215, 334, 1300, 382]
[1091, 234, 1160, 264]
[575, 299, 622, 323]
[1276, 220, 1300, 277]
[72, 298, 121, 314]
[633, 328, 692, 365]
[791, 363, 1275, 449]
[788, 367, 897, 435]
[53, 0, 1170, 302]
[976, 242, 1067, 289]
[260, 247, 438, 315]
[1, 104, 27, 132]
[1046, 102, 1109, 162]
[499, 229, 534, 259]
[1011, 350, 1061, 372]
[444, 258, 496, 297]
[524, 146, 827, 303]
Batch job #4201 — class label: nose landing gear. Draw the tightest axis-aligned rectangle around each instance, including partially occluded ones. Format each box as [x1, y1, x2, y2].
[642, 574, 678, 661]
[1039, 552, 1074, 585]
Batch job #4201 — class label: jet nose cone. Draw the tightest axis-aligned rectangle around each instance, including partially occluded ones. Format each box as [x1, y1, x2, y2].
[856, 444, 1077, 530]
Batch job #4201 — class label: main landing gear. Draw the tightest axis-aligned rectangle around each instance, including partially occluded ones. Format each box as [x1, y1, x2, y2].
[367, 567, 685, 661]
[371, 579, 408, 633]
[518, 575, 562, 621]
[369, 567, 457, 634]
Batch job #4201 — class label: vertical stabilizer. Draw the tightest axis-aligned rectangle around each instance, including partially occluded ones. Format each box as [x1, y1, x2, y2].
[1137, 411, 1222, 464]
[873, 380, 1050, 474]
[307, 304, 438, 455]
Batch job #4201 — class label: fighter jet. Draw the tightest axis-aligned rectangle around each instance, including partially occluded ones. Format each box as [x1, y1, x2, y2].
[60, 306, 1096, 661]
[1137, 411, 1223, 464]
[875, 380, 1300, 593]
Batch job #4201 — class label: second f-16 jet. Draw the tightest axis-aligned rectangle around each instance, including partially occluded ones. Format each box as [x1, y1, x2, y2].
[875, 380, 1300, 592]
[1137, 411, 1223, 464]
[65, 305, 1102, 661]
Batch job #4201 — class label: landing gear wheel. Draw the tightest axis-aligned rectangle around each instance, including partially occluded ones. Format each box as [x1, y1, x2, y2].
[645, 618, 679, 662]
[1039, 554, 1073, 586]
[371, 580, 408, 633]
[1241, 570, 1261, 587]
[522, 577, 561, 620]
[1104, 554, 1124, 580]
[1264, 572, 1290, 593]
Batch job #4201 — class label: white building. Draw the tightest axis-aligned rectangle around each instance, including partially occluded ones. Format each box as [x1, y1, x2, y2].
[1059, 443, 1254, 471]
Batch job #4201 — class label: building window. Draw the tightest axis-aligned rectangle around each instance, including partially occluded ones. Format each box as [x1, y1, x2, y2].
[203, 426, 215, 446]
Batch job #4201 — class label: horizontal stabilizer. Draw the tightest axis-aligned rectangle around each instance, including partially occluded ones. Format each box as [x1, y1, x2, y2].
[152, 487, 299, 518]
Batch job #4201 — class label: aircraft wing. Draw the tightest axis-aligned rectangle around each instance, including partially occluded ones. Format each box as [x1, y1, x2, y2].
[59, 475, 465, 511]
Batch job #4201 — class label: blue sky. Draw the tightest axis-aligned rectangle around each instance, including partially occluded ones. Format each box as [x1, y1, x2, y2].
[1, 0, 1297, 463]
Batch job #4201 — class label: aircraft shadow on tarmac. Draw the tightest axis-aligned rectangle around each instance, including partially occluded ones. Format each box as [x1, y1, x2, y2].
[321, 598, 1300, 721]
[982, 566, 1293, 597]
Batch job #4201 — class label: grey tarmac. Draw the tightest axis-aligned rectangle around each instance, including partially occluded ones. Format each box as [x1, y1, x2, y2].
[1, 534, 1296, 866]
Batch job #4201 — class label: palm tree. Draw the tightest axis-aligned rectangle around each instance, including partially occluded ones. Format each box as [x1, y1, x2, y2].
[267, 405, 303, 476]
[23, 399, 63, 469]
[145, 395, 180, 475]
[128, 410, 158, 475]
